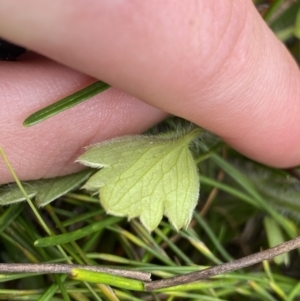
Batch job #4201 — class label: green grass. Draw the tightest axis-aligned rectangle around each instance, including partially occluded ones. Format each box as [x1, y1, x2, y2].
[1, 1, 300, 300]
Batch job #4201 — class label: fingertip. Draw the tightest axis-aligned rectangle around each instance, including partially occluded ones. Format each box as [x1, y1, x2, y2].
[0, 1, 300, 167]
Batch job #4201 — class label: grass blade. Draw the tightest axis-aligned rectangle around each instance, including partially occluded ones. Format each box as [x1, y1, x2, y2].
[34, 217, 122, 247]
[71, 269, 145, 291]
[23, 81, 110, 127]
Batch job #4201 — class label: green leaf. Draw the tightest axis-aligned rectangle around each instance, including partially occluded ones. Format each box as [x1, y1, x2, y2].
[0, 169, 92, 206]
[0, 183, 37, 205]
[77, 128, 202, 231]
[34, 169, 93, 207]
[263, 216, 289, 265]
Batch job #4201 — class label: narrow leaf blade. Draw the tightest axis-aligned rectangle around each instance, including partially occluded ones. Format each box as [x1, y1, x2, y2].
[23, 81, 110, 127]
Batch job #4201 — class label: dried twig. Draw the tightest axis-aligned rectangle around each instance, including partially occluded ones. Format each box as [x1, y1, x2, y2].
[0, 263, 151, 282]
[145, 235, 300, 291]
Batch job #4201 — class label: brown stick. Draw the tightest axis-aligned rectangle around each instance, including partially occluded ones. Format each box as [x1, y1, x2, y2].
[0, 263, 151, 282]
[145, 235, 300, 291]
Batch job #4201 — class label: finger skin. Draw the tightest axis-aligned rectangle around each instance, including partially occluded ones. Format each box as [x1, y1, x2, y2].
[0, 1, 300, 173]
[0, 53, 166, 183]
